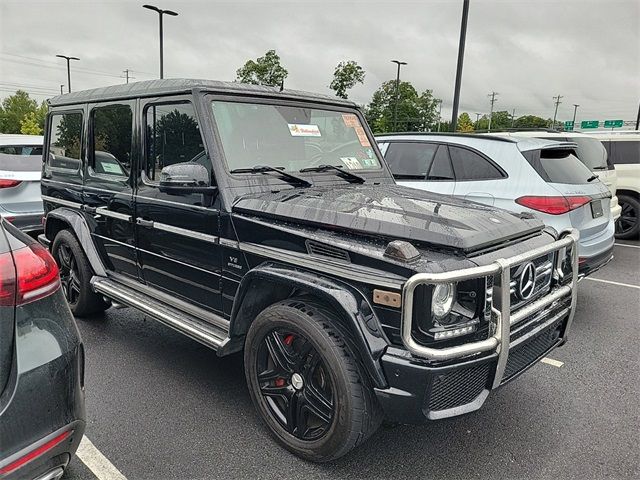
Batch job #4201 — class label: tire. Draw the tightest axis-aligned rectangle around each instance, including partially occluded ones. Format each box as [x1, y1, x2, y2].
[615, 194, 639, 240]
[244, 297, 382, 462]
[51, 229, 110, 317]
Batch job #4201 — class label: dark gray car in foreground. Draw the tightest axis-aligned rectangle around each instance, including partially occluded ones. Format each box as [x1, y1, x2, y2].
[0, 218, 85, 480]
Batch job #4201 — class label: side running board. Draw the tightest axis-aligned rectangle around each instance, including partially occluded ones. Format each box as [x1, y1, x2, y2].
[91, 277, 229, 351]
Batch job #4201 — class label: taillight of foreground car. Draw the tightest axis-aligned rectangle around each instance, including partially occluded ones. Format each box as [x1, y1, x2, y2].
[515, 195, 591, 215]
[0, 243, 60, 306]
[0, 178, 22, 188]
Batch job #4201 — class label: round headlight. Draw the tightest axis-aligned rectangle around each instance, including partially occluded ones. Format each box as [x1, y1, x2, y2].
[432, 283, 455, 319]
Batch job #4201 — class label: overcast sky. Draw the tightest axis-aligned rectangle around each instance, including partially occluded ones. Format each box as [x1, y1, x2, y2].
[1, 0, 638, 123]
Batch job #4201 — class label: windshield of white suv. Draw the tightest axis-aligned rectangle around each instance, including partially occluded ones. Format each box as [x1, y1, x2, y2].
[211, 101, 382, 173]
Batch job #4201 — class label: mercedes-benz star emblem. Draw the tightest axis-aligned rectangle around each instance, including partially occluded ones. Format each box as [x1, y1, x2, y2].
[517, 262, 536, 300]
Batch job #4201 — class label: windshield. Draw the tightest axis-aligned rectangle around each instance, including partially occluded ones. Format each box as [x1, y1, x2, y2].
[211, 101, 382, 173]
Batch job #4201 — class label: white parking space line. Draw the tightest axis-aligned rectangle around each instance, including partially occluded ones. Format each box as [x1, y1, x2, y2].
[585, 277, 640, 290]
[541, 357, 564, 368]
[614, 243, 640, 249]
[76, 436, 127, 480]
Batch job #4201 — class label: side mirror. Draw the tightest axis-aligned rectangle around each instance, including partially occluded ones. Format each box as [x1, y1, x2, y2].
[158, 163, 216, 194]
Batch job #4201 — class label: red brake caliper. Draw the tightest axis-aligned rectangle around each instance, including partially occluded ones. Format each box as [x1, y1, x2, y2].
[274, 334, 295, 387]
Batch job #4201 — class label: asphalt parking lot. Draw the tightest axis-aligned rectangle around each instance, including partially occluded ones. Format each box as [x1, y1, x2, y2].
[63, 241, 639, 480]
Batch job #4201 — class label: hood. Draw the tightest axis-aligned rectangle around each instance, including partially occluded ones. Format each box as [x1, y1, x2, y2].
[233, 184, 544, 254]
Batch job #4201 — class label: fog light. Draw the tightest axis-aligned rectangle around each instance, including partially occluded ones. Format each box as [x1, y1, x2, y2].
[434, 324, 476, 340]
[432, 283, 455, 318]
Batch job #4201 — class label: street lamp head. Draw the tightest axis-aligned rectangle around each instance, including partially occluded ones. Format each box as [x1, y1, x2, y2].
[143, 4, 161, 13]
[56, 54, 80, 61]
[391, 60, 408, 66]
[144, 4, 178, 15]
[164, 9, 178, 16]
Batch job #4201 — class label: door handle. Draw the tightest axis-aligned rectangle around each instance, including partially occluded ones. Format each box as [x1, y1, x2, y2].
[136, 218, 154, 228]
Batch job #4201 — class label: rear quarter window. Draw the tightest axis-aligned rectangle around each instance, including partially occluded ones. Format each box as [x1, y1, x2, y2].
[522, 148, 594, 184]
[609, 141, 640, 165]
[47, 112, 83, 171]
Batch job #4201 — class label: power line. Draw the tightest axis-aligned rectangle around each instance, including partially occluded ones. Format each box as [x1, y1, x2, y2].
[1, 54, 123, 79]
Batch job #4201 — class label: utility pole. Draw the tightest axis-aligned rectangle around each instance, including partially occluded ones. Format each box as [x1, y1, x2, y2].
[122, 69, 135, 84]
[56, 54, 80, 93]
[572, 104, 579, 124]
[511, 109, 516, 128]
[552, 94, 563, 129]
[60, 85, 64, 95]
[391, 60, 407, 131]
[143, 4, 179, 79]
[450, 0, 470, 132]
[474, 112, 481, 128]
[635, 101, 639, 130]
[487, 91, 498, 132]
[437, 100, 443, 132]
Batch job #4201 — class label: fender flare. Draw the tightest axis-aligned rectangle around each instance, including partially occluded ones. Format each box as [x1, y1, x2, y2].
[45, 208, 107, 277]
[226, 262, 390, 389]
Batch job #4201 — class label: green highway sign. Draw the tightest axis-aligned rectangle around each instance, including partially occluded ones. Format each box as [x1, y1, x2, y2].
[564, 121, 574, 131]
[604, 120, 624, 128]
[581, 120, 599, 129]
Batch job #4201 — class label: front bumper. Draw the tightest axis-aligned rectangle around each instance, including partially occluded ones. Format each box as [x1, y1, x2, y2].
[375, 231, 579, 423]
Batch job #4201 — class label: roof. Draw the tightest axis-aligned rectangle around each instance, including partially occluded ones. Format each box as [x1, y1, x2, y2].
[48, 78, 355, 108]
[375, 132, 517, 143]
[375, 132, 576, 152]
[0, 134, 44, 145]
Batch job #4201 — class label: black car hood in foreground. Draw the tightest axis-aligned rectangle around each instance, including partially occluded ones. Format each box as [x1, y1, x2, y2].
[233, 184, 543, 254]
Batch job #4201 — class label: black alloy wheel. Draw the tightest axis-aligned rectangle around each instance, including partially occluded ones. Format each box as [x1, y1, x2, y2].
[615, 195, 639, 239]
[57, 242, 81, 307]
[256, 329, 335, 441]
[244, 297, 382, 462]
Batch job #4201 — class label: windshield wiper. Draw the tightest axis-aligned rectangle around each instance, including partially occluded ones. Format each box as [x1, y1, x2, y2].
[587, 174, 599, 182]
[230, 165, 312, 187]
[299, 164, 365, 184]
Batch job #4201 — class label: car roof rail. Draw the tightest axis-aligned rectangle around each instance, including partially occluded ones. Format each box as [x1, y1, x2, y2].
[374, 131, 517, 143]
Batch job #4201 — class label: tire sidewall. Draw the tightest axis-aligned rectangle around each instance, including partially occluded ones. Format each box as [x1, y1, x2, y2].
[244, 303, 359, 462]
[616, 195, 639, 239]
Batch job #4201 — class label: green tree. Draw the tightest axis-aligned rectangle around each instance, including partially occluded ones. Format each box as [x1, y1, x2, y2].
[457, 112, 474, 132]
[20, 112, 42, 135]
[236, 50, 288, 87]
[365, 80, 439, 133]
[476, 110, 513, 131]
[330, 61, 365, 99]
[514, 115, 551, 128]
[0, 90, 38, 134]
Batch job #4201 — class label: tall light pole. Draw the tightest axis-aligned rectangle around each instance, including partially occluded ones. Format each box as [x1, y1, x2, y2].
[56, 55, 79, 93]
[450, 0, 470, 132]
[143, 4, 178, 79]
[391, 60, 407, 131]
[552, 94, 563, 129]
[60, 85, 64, 95]
[572, 104, 579, 124]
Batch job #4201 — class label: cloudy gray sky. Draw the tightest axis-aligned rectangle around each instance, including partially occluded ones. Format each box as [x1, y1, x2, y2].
[1, 0, 638, 124]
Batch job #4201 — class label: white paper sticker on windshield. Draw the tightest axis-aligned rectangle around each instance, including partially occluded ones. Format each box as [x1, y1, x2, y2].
[340, 157, 363, 170]
[288, 124, 321, 137]
[100, 162, 123, 174]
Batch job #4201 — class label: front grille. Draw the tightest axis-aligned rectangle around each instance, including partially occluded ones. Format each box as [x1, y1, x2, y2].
[305, 240, 350, 262]
[510, 253, 554, 311]
[428, 363, 491, 411]
[502, 318, 564, 383]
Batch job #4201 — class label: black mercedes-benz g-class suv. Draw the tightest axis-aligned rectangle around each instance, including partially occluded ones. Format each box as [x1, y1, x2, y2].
[39, 79, 578, 462]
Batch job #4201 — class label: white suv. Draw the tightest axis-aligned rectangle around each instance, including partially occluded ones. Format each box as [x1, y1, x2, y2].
[493, 130, 621, 222]
[588, 131, 639, 239]
[377, 133, 615, 277]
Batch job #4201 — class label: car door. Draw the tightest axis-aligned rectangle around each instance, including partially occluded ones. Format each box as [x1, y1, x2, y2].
[449, 144, 507, 207]
[83, 100, 138, 279]
[135, 97, 223, 315]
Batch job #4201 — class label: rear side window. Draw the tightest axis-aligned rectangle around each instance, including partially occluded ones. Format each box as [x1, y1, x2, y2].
[0, 146, 42, 156]
[144, 102, 205, 181]
[449, 146, 504, 181]
[522, 148, 593, 184]
[427, 145, 454, 180]
[609, 141, 640, 165]
[385, 142, 438, 179]
[91, 104, 133, 178]
[48, 112, 82, 170]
